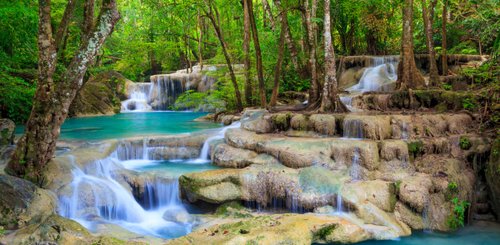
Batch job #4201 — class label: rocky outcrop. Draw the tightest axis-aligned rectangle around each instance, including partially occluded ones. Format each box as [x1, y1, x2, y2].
[168, 214, 373, 244]
[486, 138, 500, 219]
[69, 71, 131, 117]
[0, 119, 15, 145]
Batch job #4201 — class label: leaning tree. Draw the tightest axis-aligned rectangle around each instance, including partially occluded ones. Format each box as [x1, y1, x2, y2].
[7, 0, 120, 185]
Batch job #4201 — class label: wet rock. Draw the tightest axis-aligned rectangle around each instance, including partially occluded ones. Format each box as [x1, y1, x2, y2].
[309, 114, 336, 136]
[342, 180, 397, 212]
[0, 119, 15, 145]
[343, 115, 392, 140]
[394, 201, 424, 230]
[398, 174, 432, 213]
[331, 140, 380, 171]
[486, 138, 500, 218]
[240, 109, 273, 133]
[290, 114, 308, 131]
[167, 214, 372, 244]
[212, 143, 258, 168]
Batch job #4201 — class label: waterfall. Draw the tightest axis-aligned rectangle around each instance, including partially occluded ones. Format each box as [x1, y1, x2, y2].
[336, 191, 343, 213]
[340, 56, 399, 111]
[343, 119, 363, 139]
[193, 121, 241, 163]
[401, 122, 409, 140]
[121, 83, 153, 112]
[350, 147, 362, 181]
[347, 56, 399, 93]
[58, 154, 192, 239]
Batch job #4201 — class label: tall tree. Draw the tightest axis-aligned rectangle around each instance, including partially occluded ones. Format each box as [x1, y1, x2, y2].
[247, 0, 267, 107]
[270, 9, 287, 107]
[304, 0, 320, 105]
[202, 0, 243, 111]
[243, 0, 253, 105]
[320, 0, 345, 112]
[441, 0, 448, 75]
[421, 0, 439, 85]
[197, 10, 204, 71]
[7, 0, 120, 184]
[397, 0, 425, 90]
[274, 0, 300, 72]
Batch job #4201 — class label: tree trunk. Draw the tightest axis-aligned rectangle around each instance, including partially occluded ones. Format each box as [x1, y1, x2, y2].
[269, 9, 287, 107]
[198, 11, 203, 71]
[261, 0, 275, 30]
[421, 0, 439, 86]
[82, 0, 95, 40]
[397, 0, 425, 90]
[7, 0, 120, 185]
[55, 0, 77, 51]
[442, 0, 448, 75]
[247, 0, 267, 107]
[320, 0, 345, 112]
[305, 0, 320, 104]
[274, 0, 300, 72]
[243, 0, 253, 105]
[203, 1, 243, 111]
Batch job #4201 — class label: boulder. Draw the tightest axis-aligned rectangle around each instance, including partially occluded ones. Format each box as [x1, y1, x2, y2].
[212, 143, 258, 168]
[240, 109, 273, 133]
[309, 114, 336, 136]
[394, 201, 424, 230]
[0, 119, 15, 145]
[398, 174, 432, 212]
[342, 115, 392, 140]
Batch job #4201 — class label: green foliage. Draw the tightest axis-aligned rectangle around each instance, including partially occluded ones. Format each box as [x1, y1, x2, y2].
[215, 201, 252, 218]
[447, 197, 470, 230]
[314, 224, 337, 240]
[394, 180, 402, 193]
[0, 71, 35, 123]
[442, 83, 452, 91]
[459, 137, 472, 150]
[408, 141, 424, 159]
[462, 98, 477, 110]
[447, 182, 459, 193]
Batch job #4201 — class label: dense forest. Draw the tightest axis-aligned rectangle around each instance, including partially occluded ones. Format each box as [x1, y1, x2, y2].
[1, 0, 499, 122]
[1, 0, 500, 244]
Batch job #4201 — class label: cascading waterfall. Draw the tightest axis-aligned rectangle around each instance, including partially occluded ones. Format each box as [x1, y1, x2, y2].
[340, 56, 399, 111]
[193, 121, 241, 163]
[350, 147, 362, 181]
[343, 119, 364, 139]
[121, 83, 153, 112]
[58, 153, 192, 239]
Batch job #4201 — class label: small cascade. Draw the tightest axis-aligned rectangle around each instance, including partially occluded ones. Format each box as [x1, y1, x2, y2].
[59, 155, 193, 239]
[401, 122, 409, 140]
[149, 75, 189, 110]
[336, 191, 343, 213]
[340, 56, 399, 111]
[244, 195, 308, 214]
[343, 119, 364, 139]
[121, 83, 153, 112]
[193, 121, 241, 163]
[350, 147, 362, 181]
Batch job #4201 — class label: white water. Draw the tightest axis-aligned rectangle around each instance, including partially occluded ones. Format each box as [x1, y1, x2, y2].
[58, 154, 192, 239]
[340, 56, 399, 111]
[193, 121, 241, 163]
[343, 119, 363, 139]
[121, 83, 153, 112]
[350, 147, 362, 181]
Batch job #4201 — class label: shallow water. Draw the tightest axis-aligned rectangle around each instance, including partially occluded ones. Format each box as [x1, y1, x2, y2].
[121, 159, 220, 178]
[15, 111, 220, 141]
[357, 223, 500, 245]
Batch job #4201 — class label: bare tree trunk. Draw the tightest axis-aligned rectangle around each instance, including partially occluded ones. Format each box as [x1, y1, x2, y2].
[397, 0, 425, 90]
[243, 0, 253, 105]
[247, 0, 267, 107]
[442, 0, 448, 75]
[320, 0, 345, 112]
[7, 0, 120, 185]
[203, 1, 243, 111]
[83, 0, 95, 40]
[270, 9, 287, 107]
[55, 0, 77, 51]
[421, 0, 439, 86]
[305, 0, 320, 105]
[262, 0, 275, 29]
[274, 0, 300, 71]
[197, 10, 203, 71]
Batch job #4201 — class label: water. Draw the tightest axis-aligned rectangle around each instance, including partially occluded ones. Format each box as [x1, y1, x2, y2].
[193, 121, 241, 163]
[15, 112, 221, 141]
[343, 118, 364, 138]
[341, 56, 399, 111]
[355, 223, 500, 245]
[350, 147, 362, 181]
[121, 82, 152, 112]
[347, 56, 399, 93]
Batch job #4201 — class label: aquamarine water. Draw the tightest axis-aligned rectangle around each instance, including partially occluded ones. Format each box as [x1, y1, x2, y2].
[120, 159, 220, 178]
[357, 223, 500, 245]
[15, 112, 221, 141]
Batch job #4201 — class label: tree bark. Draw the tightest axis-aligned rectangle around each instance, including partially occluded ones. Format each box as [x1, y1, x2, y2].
[269, 9, 287, 107]
[203, 1, 243, 111]
[7, 0, 120, 185]
[55, 0, 77, 51]
[305, 0, 320, 104]
[243, 0, 253, 105]
[442, 0, 448, 75]
[261, 0, 275, 30]
[83, 0, 95, 40]
[247, 0, 267, 107]
[320, 0, 345, 112]
[421, 0, 439, 86]
[274, 0, 300, 71]
[397, 0, 425, 90]
[197, 10, 203, 71]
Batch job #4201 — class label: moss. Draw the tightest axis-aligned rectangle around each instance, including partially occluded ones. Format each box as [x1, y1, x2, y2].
[314, 224, 337, 240]
[408, 141, 424, 160]
[459, 136, 472, 150]
[215, 201, 251, 218]
[272, 113, 292, 131]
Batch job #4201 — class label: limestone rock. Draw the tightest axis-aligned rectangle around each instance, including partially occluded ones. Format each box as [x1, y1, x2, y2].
[212, 143, 258, 168]
[398, 174, 432, 213]
[486, 138, 500, 218]
[309, 114, 336, 136]
[394, 201, 424, 230]
[240, 109, 273, 133]
[0, 118, 15, 145]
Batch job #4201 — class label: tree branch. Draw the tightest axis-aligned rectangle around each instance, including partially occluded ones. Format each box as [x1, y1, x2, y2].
[55, 0, 77, 51]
